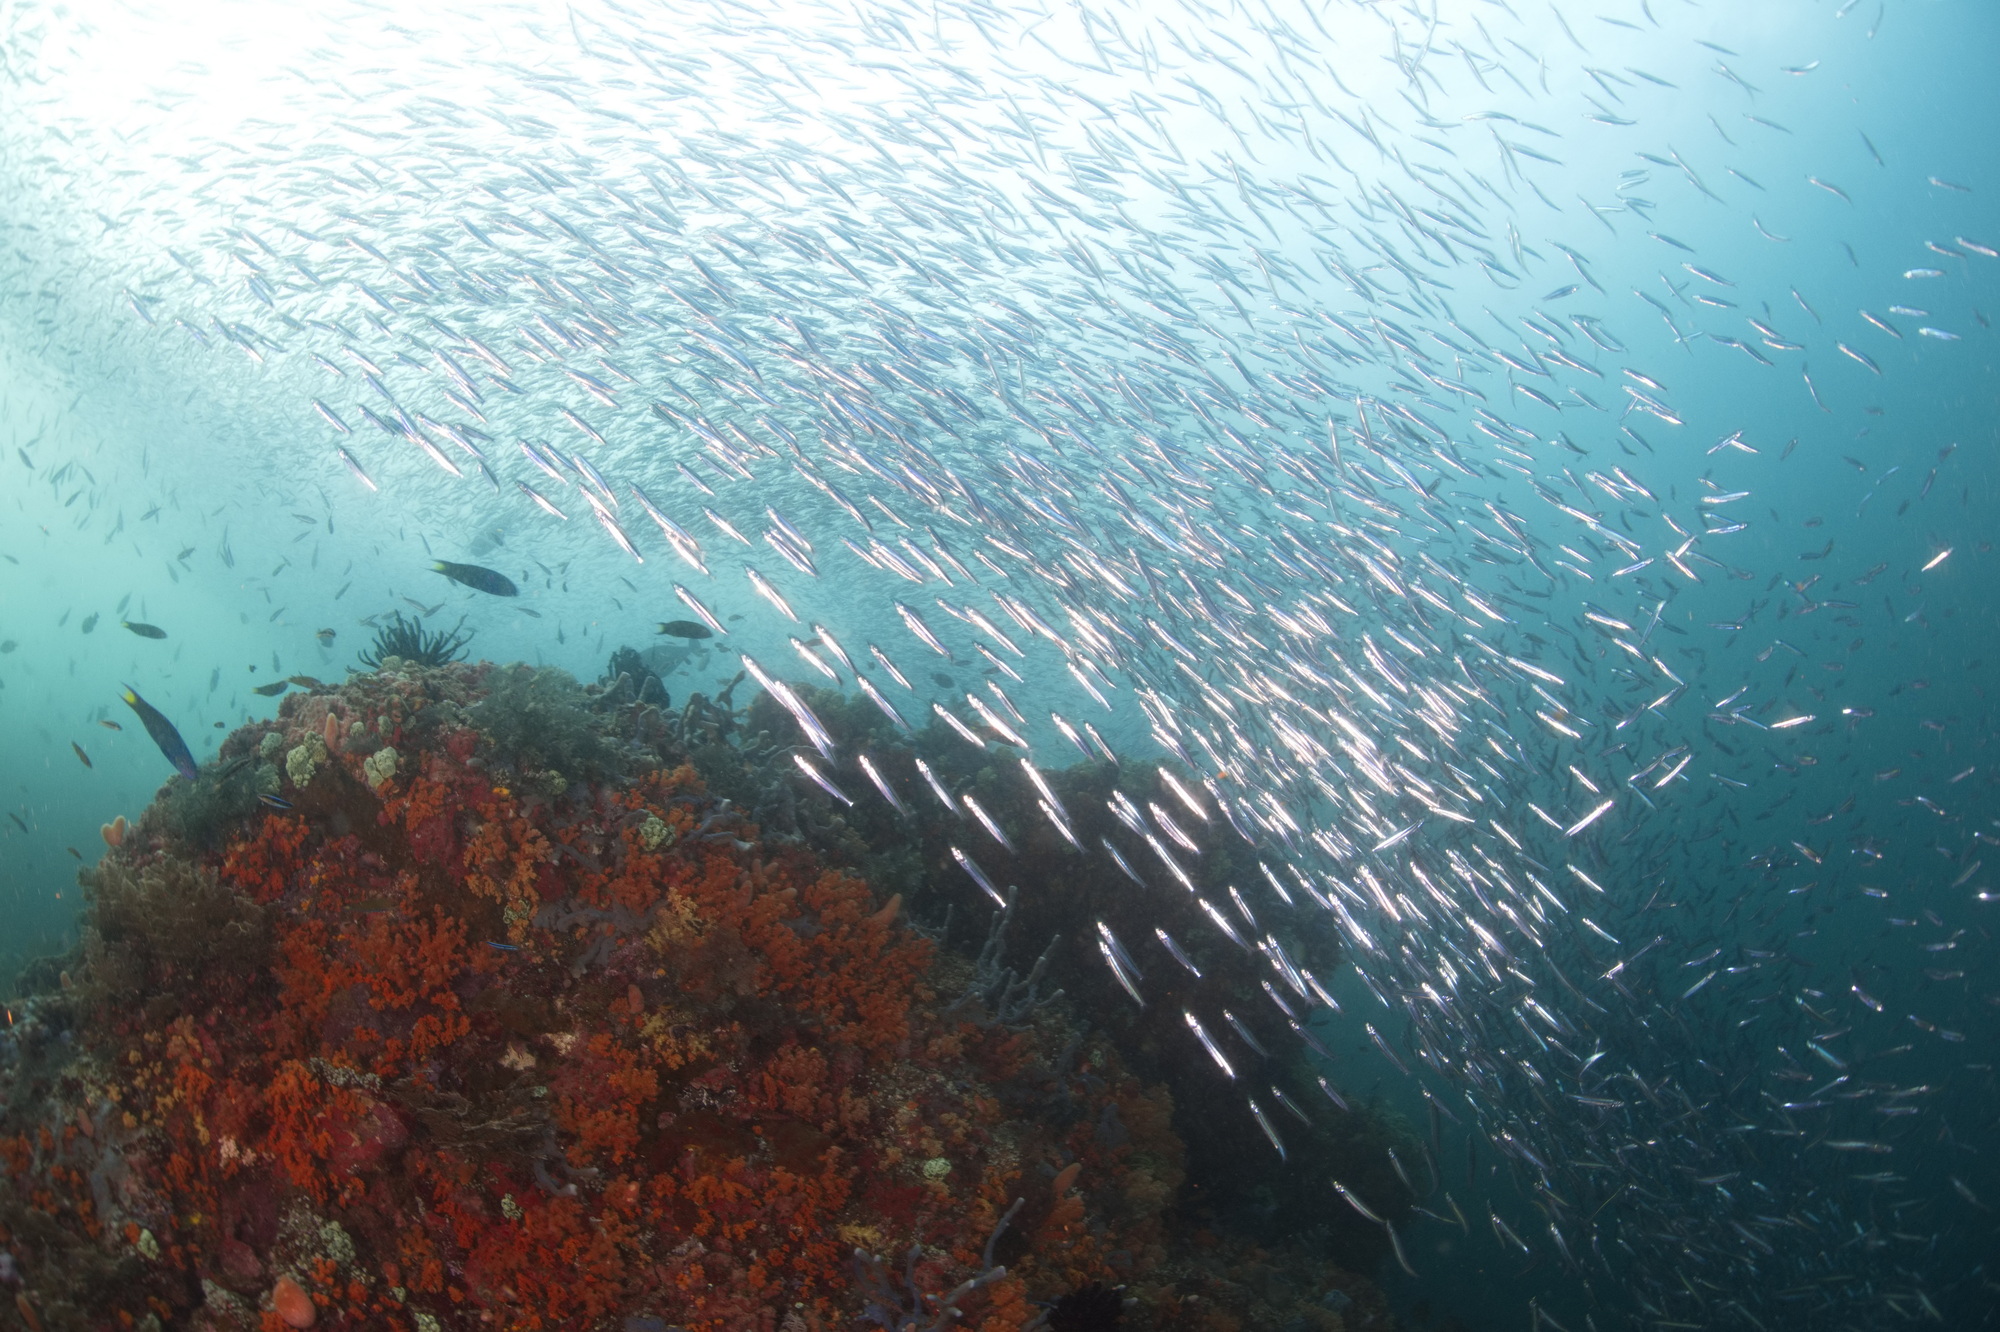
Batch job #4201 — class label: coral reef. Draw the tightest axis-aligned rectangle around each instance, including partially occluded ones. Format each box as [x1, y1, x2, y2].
[600, 647, 670, 711]
[729, 684, 1400, 1263]
[0, 658, 1400, 1332]
[468, 664, 618, 786]
[146, 749, 268, 854]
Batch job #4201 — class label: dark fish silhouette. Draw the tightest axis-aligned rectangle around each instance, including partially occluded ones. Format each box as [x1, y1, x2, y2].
[120, 685, 199, 780]
[252, 680, 291, 696]
[655, 619, 714, 640]
[430, 561, 517, 596]
[121, 620, 167, 639]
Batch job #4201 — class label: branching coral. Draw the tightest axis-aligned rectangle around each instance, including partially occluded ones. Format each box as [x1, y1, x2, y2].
[854, 1198, 1031, 1332]
[946, 888, 1062, 1029]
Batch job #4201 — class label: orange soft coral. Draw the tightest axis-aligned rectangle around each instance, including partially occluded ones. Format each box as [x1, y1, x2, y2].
[219, 812, 312, 903]
[4, 661, 1198, 1332]
[458, 788, 554, 941]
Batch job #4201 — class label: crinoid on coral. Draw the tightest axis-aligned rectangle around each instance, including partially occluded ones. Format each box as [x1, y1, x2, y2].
[356, 610, 472, 670]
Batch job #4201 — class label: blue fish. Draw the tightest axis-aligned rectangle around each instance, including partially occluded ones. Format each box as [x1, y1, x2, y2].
[430, 560, 517, 597]
[119, 685, 198, 781]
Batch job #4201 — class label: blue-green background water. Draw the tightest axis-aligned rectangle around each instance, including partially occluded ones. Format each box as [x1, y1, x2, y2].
[3, 0, 1997, 1325]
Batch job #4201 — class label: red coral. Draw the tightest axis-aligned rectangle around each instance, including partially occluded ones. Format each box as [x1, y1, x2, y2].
[553, 1033, 658, 1166]
[385, 775, 460, 867]
[5, 662, 1200, 1332]
[220, 812, 312, 903]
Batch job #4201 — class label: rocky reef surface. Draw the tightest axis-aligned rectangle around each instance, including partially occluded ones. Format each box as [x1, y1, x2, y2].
[1, 656, 1402, 1332]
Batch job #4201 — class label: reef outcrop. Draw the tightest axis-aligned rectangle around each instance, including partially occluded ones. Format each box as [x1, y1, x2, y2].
[0, 659, 1395, 1332]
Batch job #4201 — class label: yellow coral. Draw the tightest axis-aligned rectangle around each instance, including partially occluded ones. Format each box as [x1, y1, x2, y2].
[285, 735, 327, 788]
[362, 746, 398, 791]
[638, 813, 672, 850]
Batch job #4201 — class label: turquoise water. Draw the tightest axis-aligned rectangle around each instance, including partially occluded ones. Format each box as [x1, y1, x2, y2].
[2, 0, 1996, 1325]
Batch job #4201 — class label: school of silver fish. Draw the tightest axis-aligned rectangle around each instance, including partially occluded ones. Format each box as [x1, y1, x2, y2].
[0, 0, 1992, 1326]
